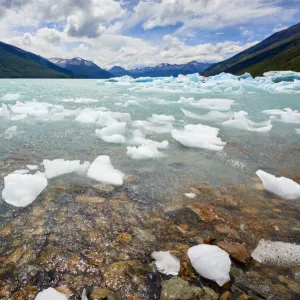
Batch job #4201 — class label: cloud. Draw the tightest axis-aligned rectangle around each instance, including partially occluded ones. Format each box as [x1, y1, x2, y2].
[37, 28, 62, 44]
[272, 25, 288, 33]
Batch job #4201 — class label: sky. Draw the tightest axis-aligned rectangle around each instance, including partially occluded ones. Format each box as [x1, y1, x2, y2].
[0, 0, 299, 69]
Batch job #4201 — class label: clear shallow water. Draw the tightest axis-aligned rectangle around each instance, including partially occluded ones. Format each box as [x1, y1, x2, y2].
[0, 75, 300, 299]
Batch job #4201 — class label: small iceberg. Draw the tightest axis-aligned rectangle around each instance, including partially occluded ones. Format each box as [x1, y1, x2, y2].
[43, 159, 90, 179]
[126, 144, 165, 159]
[87, 155, 124, 186]
[188, 244, 231, 286]
[95, 122, 126, 144]
[35, 287, 67, 300]
[2, 172, 48, 207]
[171, 124, 226, 151]
[1, 92, 20, 101]
[151, 251, 180, 275]
[256, 170, 300, 200]
[222, 111, 272, 132]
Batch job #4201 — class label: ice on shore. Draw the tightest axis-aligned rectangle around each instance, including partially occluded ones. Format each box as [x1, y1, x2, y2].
[2, 172, 48, 207]
[263, 108, 300, 124]
[87, 155, 124, 186]
[222, 111, 272, 132]
[43, 159, 90, 179]
[1, 92, 20, 101]
[151, 251, 180, 275]
[127, 144, 165, 159]
[35, 287, 67, 300]
[256, 170, 300, 200]
[171, 124, 226, 151]
[130, 129, 169, 149]
[252, 239, 300, 267]
[188, 244, 231, 286]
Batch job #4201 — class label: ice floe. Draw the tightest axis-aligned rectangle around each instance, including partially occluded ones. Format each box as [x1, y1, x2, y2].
[222, 111, 272, 132]
[87, 155, 124, 186]
[43, 159, 90, 179]
[188, 244, 231, 286]
[27, 165, 38, 170]
[171, 124, 226, 151]
[190, 98, 234, 111]
[263, 108, 300, 124]
[60, 98, 98, 103]
[115, 100, 141, 107]
[151, 251, 180, 275]
[133, 120, 172, 134]
[3, 125, 17, 139]
[0, 103, 10, 118]
[296, 128, 300, 134]
[130, 129, 169, 149]
[2, 172, 48, 207]
[126, 144, 165, 159]
[181, 108, 232, 122]
[252, 239, 300, 267]
[95, 122, 126, 144]
[256, 170, 300, 200]
[1, 92, 20, 101]
[149, 114, 175, 123]
[35, 287, 67, 300]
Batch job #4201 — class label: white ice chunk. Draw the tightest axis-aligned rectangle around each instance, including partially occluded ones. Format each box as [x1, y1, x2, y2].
[130, 129, 169, 149]
[181, 108, 232, 122]
[3, 125, 17, 139]
[116, 100, 141, 107]
[87, 155, 124, 186]
[43, 159, 90, 179]
[2, 173, 48, 207]
[151, 251, 180, 275]
[171, 124, 226, 151]
[0, 104, 10, 118]
[96, 122, 126, 136]
[60, 98, 98, 103]
[222, 111, 272, 132]
[12, 169, 30, 174]
[2, 92, 20, 101]
[296, 128, 300, 134]
[184, 193, 196, 198]
[188, 244, 231, 286]
[252, 239, 300, 267]
[263, 108, 300, 124]
[27, 165, 38, 170]
[149, 114, 175, 123]
[35, 287, 67, 300]
[191, 98, 234, 111]
[126, 144, 165, 159]
[100, 134, 126, 144]
[133, 120, 172, 134]
[256, 170, 300, 200]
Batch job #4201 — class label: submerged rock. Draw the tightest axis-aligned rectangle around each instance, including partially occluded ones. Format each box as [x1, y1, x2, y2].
[217, 242, 251, 264]
[76, 195, 106, 204]
[160, 277, 218, 300]
[90, 288, 121, 300]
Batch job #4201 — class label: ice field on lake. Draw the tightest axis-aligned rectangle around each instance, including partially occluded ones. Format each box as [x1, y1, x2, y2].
[1, 71, 300, 206]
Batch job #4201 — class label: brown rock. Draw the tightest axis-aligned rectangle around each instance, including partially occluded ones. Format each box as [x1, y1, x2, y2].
[90, 288, 121, 300]
[189, 203, 224, 223]
[123, 175, 137, 184]
[55, 286, 72, 298]
[116, 233, 132, 244]
[238, 294, 252, 300]
[76, 195, 106, 204]
[220, 291, 233, 300]
[217, 242, 251, 264]
[214, 225, 240, 240]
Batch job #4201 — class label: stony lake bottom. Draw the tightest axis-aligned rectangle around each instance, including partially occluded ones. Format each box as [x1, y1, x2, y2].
[0, 74, 300, 299]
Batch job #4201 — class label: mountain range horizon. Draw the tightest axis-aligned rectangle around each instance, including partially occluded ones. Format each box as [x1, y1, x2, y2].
[1, 21, 300, 78]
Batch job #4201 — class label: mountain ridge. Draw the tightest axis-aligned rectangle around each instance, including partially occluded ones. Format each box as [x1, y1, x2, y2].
[204, 22, 300, 76]
[0, 41, 73, 78]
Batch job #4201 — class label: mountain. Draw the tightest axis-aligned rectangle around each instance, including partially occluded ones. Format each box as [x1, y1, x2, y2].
[107, 66, 131, 77]
[204, 22, 300, 77]
[0, 41, 73, 78]
[108, 61, 212, 78]
[50, 57, 112, 79]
